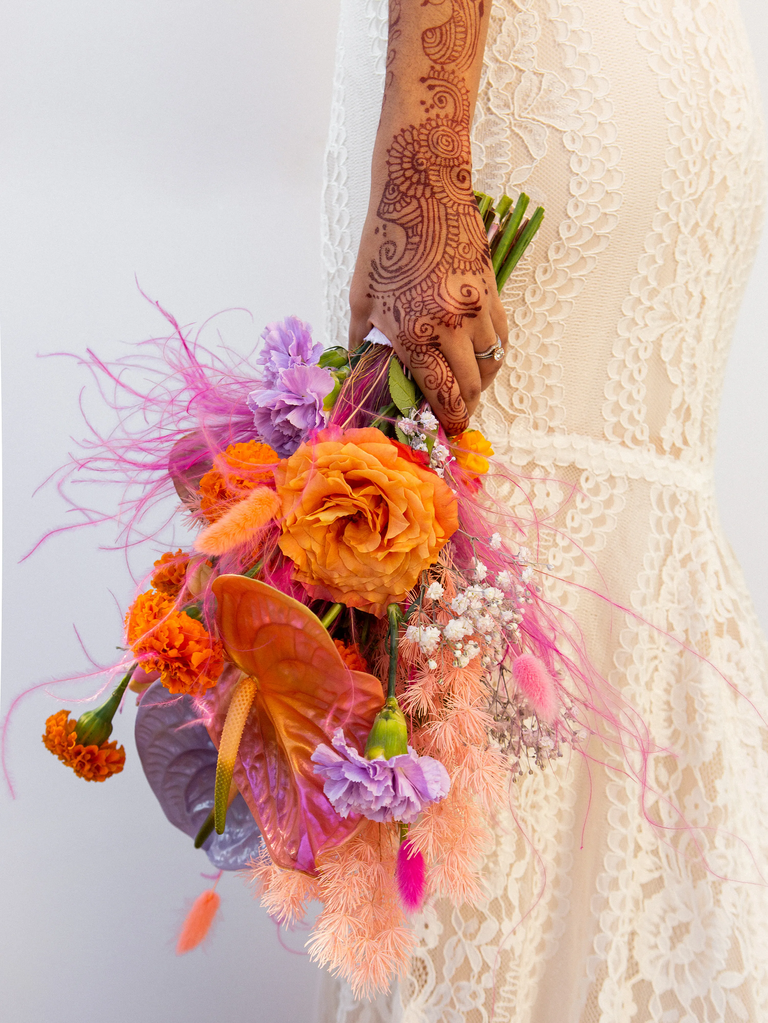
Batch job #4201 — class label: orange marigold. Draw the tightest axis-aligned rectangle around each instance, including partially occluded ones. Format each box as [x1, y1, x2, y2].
[42, 710, 126, 781]
[125, 590, 224, 696]
[451, 430, 494, 478]
[334, 639, 369, 673]
[198, 441, 278, 523]
[151, 549, 189, 596]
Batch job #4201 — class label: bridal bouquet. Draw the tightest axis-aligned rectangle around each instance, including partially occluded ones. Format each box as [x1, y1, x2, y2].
[36, 193, 600, 997]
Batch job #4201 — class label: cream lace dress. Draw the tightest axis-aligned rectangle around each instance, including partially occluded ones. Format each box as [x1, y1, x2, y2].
[318, 1, 768, 1020]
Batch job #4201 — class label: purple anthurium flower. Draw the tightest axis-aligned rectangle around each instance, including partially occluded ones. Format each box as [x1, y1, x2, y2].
[311, 728, 450, 825]
[135, 681, 262, 870]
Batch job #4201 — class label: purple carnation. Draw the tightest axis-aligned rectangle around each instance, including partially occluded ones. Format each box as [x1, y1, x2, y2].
[248, 362, 333, 457]
[311, 728, 451, 825]
[256, 316, 324, 389]
[247, 317, 333, 456]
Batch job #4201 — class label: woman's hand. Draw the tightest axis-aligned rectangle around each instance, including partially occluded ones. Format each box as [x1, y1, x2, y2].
[348, 0, 505, 436]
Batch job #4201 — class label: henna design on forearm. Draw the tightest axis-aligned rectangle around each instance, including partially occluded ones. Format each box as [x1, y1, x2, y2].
[385, 0, 402, 91]
[368, 0, 491, 434]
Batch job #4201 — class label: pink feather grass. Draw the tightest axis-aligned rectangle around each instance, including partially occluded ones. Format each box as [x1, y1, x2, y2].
[29, 299, 267, 563]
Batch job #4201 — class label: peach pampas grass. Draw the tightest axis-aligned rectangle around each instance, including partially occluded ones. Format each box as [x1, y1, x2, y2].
[308, 823, 416, 999]
[249, 846, 319, 926]
[176, 887, 221, 954]
[194, 485, 279, 555]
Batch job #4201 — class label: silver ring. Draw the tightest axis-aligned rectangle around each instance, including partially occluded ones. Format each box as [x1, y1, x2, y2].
[475, 338, 505, 362]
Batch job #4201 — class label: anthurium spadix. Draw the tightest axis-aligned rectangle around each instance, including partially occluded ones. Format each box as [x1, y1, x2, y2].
[205, 575, 384, 873]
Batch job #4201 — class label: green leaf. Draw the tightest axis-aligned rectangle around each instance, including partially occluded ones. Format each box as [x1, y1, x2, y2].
[388, 357, 417, 416]
[318, 346, 350, 370]
[394, 425, 409, 444]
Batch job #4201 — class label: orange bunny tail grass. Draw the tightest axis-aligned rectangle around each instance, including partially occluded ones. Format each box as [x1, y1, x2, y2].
[176, 888, 221, 955]
[249, 846, 319, 927]
[194, 485, 280, 556]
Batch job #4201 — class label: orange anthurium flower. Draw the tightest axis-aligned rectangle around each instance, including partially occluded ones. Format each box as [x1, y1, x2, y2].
[207, 575, 384, 874]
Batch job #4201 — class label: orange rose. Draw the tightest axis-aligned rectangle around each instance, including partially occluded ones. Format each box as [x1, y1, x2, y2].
[274, 428, 458, 616]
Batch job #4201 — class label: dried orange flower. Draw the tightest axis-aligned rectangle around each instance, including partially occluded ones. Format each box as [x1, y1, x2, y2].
[125, 590, 224, 696]
[151, 549, 189, 596]
[334, 639, 369, 673]
[42, 709, 126, 781]
[451, 430, 494, 478]
[199, 440, 278, 523]
[276, 428, 458, 616]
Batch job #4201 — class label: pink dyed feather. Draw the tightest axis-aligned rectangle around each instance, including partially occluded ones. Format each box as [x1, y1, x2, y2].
[512, 654, 559, 723]
[396, 838, 426, 913]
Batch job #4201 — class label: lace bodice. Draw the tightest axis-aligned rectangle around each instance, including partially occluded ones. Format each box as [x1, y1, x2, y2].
[319, 2, 768, 1021]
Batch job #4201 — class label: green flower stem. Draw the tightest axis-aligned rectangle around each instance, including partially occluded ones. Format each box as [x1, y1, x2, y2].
[320, 603, 343, 630]
[387, 603, 400, 700]
[491, 193, 530, 276]
[495, 194, 514, 221]
[497, 206, 545, 290]
[370, 402, 398, 431]
[475, 192, 493, 219]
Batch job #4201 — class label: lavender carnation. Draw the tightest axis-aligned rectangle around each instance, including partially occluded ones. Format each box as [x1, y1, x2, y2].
[249, 363, 332, 457]
[247, 317, 333, 457]
[311, 728, 450, 824]
[256, 316, 324, 388]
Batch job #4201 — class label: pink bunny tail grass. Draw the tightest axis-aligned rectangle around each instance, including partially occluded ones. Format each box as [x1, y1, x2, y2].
[512, 653, 559, 724]
[396, 838, 427, 913]
[194, 486, 280, 556]
[176, 888, 221, 955]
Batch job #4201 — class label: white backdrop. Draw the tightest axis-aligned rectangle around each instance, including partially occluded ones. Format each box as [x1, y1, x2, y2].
[1, 2, 766, 1022]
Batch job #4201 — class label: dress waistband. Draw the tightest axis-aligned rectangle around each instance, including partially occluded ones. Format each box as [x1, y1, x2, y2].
[486, 427, 715, 491]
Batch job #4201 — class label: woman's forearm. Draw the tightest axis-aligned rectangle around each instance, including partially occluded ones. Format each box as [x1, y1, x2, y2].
[351, 0, 504, 436]
[372, 0, 491, 189]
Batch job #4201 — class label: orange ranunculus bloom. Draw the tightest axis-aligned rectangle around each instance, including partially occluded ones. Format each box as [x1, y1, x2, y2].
[274, 428, 459, 616]
[125, 590, 224, 696]
[198, 440, 278, 523]
[451, 430, 494, 478]
[42, 709, 126, 781]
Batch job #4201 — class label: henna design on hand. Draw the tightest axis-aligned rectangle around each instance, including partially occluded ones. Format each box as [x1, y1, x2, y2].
[367, 0, 491, 434]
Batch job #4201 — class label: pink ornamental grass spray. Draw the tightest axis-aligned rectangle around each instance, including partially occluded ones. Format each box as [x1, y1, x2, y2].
[512, 653, 559, 724]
